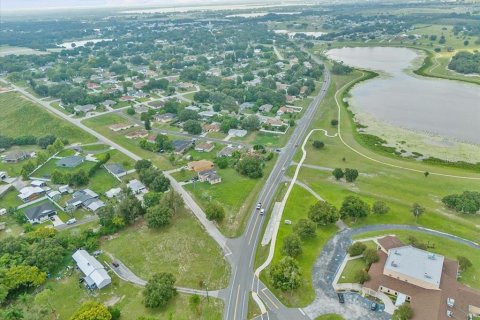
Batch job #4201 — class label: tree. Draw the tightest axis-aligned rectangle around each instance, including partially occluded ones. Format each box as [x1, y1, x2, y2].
[331, 119, 338, 126]
[214, 157, 229, 169]
[159, 190, 184, 214]
[354, 269, 370, 284]
[117, 193, 145, 225]
[363, 248, 379, 266]
[205, 202, 225, 222]
[178, 109, 199, 122]
[269, 256, 301, 292]
[372, 201, 390, 215]
[392, 303, 413, 320]
[241, 115, 260, 131]
[457, 256, 472, 272]
[146, 205, 173, 228]
[70, 301, 112, 320]
[107, 306, 121, 320]
[293, 219, 316, 240]
[183, 120, 202, 135]
[143, 273, 177, 308]
[348, 242, 367, 256]
[282, 234, 303, 257]
[37, 135, 56, 149]
[127, 107, 135, 115]
[340, 196, 370, 221]
[143, 192, 162, 208]
[332, 168, 344, 180]
[411, 203, 425, 222]
[135, 159, 152, 171]
[308, 201, 339, 225]
[236, 156, 263, 178]
[312, 140, 324, 149]
[344, 168, 359, 182]
[144, 118, 151, 131]
[71, 170, 89, 187]
[464, 40, 469, 46]
[150, 174, 170, 192]
[52, 138, 64, 153]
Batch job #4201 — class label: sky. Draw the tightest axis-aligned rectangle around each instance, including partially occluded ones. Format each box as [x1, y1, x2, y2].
[1, 0, 275, 11]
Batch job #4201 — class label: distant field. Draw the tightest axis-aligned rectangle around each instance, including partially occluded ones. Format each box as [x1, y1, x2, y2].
[0, 45, 49, 57]
[0, 92, 95, 144]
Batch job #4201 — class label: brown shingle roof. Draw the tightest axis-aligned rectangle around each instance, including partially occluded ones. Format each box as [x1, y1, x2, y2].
[377, 235, 404, 251]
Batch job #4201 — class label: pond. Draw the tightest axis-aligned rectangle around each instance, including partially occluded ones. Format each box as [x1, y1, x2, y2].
[327, 47, 480, 145]
[59, 38, 112, 49]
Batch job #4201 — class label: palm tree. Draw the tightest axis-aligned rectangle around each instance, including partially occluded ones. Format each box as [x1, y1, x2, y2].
[411, 203, 425, 222]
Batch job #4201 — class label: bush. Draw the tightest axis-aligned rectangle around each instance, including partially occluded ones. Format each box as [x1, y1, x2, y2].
[205, 202, 225, 222]
[293, 219, 316, 240]
[457, 256, 472, 271]
[312, 140, 325, 149]
[348, 242, 367, 256]
[372, 201, 390, 214]
[354, 269, 370, 284]
[331, 119, 338, 126]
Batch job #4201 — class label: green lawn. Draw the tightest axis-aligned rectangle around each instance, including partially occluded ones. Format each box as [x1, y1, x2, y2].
[353, 229, 480, 290]
[0, 187, 23, 209]
[338, 258, 367, 284]
[101, 209, 230, 290]
[82, 114, 174, 170]
[171, 169, 197, 182]
[35, 274, 223, 320]
[185, 158, 276, 237]
[0, 92, 94, 143]
[206, 131, 227, 139]
[262, 186, 338, 307]
[57, 149, 76, 157]
[32, 158, 96, 179]
[96, 149, 135, 170]
[80, 144, 110, 152]
[87, 169, 120, 194]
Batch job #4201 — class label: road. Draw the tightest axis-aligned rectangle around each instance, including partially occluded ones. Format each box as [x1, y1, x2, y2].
[222, 62, 332, 320]
[3, 55, 332, 319]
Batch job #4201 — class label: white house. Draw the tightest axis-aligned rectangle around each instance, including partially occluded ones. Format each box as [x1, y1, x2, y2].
[72, 250, 111, 289]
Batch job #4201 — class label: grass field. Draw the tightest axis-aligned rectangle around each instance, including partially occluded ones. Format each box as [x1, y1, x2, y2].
[87, 169, 120, 195]
[101, 209, 230, 290]
[315, 314, 344, 320]
[185, 158, 276, 237]
[353, 230, 480, 290]
[0, 92, 94, 143]
[262, 186, 338, 307]
[0, 187, 23, 209]
[82, 114, 174, 170]
[338, 258, 367, 284]
[34, 274, 223, 320]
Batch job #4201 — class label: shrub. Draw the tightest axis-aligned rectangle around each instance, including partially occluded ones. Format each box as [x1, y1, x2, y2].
[348, 242, 367, 256]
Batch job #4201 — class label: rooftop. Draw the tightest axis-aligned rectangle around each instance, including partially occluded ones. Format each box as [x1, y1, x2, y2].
[385, 245, 444, 287]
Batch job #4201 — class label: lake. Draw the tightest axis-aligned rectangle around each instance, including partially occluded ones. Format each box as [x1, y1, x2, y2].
[59, 38, 112, 49]
[327, 47, 480, 145]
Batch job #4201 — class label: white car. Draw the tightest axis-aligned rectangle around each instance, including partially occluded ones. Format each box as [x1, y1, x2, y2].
[256, 203, 261, 210]
[260, 208, 265, 215]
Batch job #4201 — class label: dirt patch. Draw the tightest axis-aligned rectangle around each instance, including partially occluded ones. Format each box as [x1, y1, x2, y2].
[105, 295, 123, 306]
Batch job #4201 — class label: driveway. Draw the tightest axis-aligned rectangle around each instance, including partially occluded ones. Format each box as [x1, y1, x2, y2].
[50, 215, 65, 227]
[304, 224, 480, 320]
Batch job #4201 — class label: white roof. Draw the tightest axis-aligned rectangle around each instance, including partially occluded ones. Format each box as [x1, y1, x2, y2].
[105, 187, 122, 198]
[18, 186, 44, 199]
[31, 180, 45, 187]
[385, 245, 444, 287]
[395, 293, 407, 307]
[128, 179, 146, 192]
[87, 200, 105, 212]
[72, 250, 111, 289]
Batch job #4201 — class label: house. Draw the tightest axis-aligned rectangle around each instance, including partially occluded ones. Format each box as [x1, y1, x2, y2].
[154, 113, 176, 123]
[239, 102, 254, 111]
[194, 142, 215, 153]
[72, 250, 111, 289]
[217, 145, 240, 157]
[3, 150, 33, 163]
[361, 236, 480, 320]
[74, 104, 96, 113]
[198, 169, 221, 185]
[265, 118, 285, 127]
[58, 185, 72, 194]
[177, 82, 195, 89]
[127, 179, 146, 194]
[104, 163, 127, 178]
[187, 160, 214, 172]
[299, 86, 309, 95]
[134, 105, 149, 114]
[66, 189, 104, 212]
[185, 105, 200, 112]
[109, 123, 133, 132]
[172, 139, 193, 154]
[259, 104, 273, 113]
[103, 100, 116, 108]
[285, 95, 295, 103]
[56, 156, 85, 168]
[18, 186, 45, 203]
[148, 100, 165, 109]
[47, 190, 61, 201]
[24, 202, 56, 224]
[125, 130, 149, 139]
[31, 180, 47, 188]
[202, 123, 220, 133]
[228, 129, 247, 137]
[276, 106, 295, 116]
[105, 187, 122, 199]
[87, 82, 99, 90]
[120, 95, 135, 102]
[198, 110, 216, 119]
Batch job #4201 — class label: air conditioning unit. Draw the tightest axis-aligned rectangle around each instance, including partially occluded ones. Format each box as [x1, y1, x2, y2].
[447, 298, 455, 308]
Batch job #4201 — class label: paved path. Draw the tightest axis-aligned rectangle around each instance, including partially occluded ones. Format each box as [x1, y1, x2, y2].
[304, 224, 480, 319]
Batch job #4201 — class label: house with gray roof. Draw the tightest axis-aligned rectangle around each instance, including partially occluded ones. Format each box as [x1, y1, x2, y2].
[104, 163, 127, 178]
[66, 189, 104, 212]
[72, 250, 111, 289]
[56, 156, 85, 168]
[3, 150, 33, 163]
[172, 139, 193, 154]
[74, 104, 96, 113]
[24, 202, 57, 224]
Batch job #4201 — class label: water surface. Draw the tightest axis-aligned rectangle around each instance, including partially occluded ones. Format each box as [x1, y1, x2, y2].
[327, 47, 480, 145]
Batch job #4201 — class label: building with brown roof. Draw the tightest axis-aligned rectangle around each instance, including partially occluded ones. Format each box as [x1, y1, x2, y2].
[194, 142, 215, 153]
[363, 236, 480, 320]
